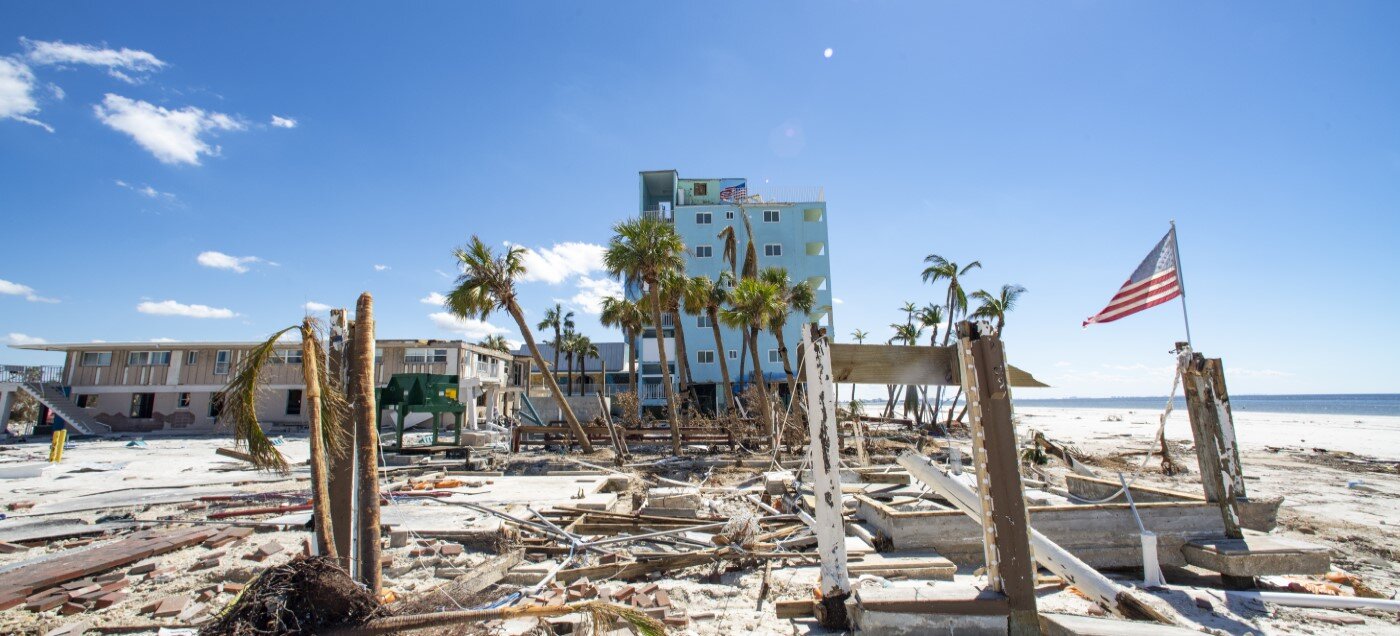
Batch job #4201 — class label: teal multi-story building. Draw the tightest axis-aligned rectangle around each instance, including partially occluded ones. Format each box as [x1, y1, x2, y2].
[633, 169, 834, 412]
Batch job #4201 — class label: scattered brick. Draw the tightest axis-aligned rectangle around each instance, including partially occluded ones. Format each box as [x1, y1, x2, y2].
[150, 595, 189, 618]
[0, 541, 29, 554]
[59, 602, 85, 615]
[245, 541, 285, 562]
[128, 563, 157, 575]
[95, 592, 127, 609]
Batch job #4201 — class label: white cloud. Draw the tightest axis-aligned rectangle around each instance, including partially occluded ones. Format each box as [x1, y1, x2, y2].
[0, 278, 58, 303]
[570, 276, 622, 315]
[94, 94, 245, 165]
[137, 299, 236, 319]
[420, 292, 447, 306]
[427, 312, 509, 339]
[509, 241, 607, 284]
[196, 251, 265, 274]
[22, 38, 166, 74]
[149, 337, 177, 343]
[0, 57, 52, 132]
[270, 115, 297, 128]
[48, 83, 63, 100]
[832, 297, 844, 305]
[303, 301, 332, 312]
[114, 179, 177, 202]
[4, 332, 46, 345]
[373, 264, 390, 271]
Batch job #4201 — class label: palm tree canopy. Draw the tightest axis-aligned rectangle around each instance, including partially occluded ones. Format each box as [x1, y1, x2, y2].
[890, 322, 924, 345]
[970, 284, 1027, 323]
[599, 296, 645, 336]
[537, 304, 575, 339]
[477, 335, 512, 353]
[682, 275, 718, 316]
[921, 254, 982, 316]
[917, 304, 944, 328]
[448, 236, 525, 320]
[604, 216, 686, 288]
[720, 278, 784, 332]
[850, 328, 869, 344]
[717, 226, 738, 275]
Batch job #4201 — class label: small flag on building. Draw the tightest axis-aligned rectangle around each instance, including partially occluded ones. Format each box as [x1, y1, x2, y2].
[1083, 227, 1184, 327]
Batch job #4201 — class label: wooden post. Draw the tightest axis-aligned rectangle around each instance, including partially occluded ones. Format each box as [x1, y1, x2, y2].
[1180, 347, 1249, 587]
[800, 325, 850, 628]
[955, 320, 1038, 635]
[327, 309, 355, 572]
[350, 293, 382, 593]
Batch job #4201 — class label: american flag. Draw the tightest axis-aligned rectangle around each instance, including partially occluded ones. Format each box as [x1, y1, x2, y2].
[719, 182, 747, 202]
[1083, 227, 1183, 327]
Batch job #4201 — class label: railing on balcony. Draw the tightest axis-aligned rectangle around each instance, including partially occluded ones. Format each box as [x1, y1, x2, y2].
[740, 186, 824, 203]
[1, 365, 65, 384]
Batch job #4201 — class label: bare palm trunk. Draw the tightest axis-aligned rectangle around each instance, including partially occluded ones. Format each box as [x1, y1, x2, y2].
[748, 326, 775, 444]
[671, 309, 694, 398]
[552, 326, 562, 392]
[773, 324, 798, 397]
[945, 386, 962, 425]
[509, 302, 593, 453]
[648, 286, 683, 455]
[737, 331, 749, 393]
[708, 308, 733, 412]
[626, 328, 637, 394]
[566, 351, 575, 397]
[350, 293, 381, 592]
[300, 322, 337, 560]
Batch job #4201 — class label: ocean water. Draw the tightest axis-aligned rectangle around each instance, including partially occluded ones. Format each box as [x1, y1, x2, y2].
[1009, 393, 1400, 417]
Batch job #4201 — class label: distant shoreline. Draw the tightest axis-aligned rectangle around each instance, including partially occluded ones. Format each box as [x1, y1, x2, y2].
[856, 394, 1400, 418]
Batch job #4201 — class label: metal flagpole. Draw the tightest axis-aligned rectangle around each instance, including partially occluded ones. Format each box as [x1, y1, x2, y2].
[1170, 220, 1194, 348]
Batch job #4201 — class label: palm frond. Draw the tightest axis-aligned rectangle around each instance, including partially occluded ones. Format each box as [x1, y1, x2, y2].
[218, 326, 298, 472]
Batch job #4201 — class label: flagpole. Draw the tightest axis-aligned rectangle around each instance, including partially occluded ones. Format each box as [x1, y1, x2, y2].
[1171, 220, 1194, 348]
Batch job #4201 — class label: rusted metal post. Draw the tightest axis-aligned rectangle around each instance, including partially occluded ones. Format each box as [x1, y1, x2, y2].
[326, 308, 355, 572]
[351, 293, 382, 592]
[800, 325, 850, 628]
[1180, 347, 1250, 587]
[955, 320, 1038, 635]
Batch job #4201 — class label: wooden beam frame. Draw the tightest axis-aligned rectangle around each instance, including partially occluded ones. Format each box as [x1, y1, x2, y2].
[955, 321, 1038, 635]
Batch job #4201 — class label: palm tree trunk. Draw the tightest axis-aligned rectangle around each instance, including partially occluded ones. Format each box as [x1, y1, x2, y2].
[350, 293, 381, 592]
[300, 322, 337, 560]
[648, 286, 683, 455]
[670, 309, 693, 397]
[708, 308, 733, 412]
[566, 351, 575, 397]
[946, 385, 962, 425]
[748, 326, 775, 445]
[737, 330, 749, 393]
[773, 324, 798, 397]
[508, 301, 593, 453]
[626, 328, 637, 394]
[553, 326, 561, 392]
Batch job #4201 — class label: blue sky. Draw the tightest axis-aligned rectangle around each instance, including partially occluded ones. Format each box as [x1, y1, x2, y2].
[2, 2, 1397, 398]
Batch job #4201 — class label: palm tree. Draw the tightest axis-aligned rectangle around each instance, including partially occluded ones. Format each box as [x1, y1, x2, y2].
[684, 272, 735, 412]
[538, 304, 574, 393]
[449, 237, 593, 452]
[970, 284, 1027, 335]
[604, 216, 687, 455]
[915, 303, 944, 422]
[561, 329, 579, 396]
[759, 267, 815, 397]
[575, 335, 600, 396]
[599, 296, 645, 394]
[478, 334, 511, 353]
[656, 269, 696, 399]
[849, 328, 869, 405]
[721, 277, 785, 443]
[922, 254, 981, 425]
[719, 212, 760, 390]
[219, 318, 349, 559]
[890, 321, 925, 422]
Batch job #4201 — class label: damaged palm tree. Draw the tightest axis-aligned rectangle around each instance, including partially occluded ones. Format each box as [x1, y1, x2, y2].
[217, 318, 350, 560]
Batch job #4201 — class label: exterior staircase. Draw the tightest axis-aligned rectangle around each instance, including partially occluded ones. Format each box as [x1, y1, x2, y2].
[18, 382, 111, 436]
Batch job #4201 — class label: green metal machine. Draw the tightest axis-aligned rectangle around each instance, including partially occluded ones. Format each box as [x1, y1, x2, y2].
[377, 373, 467, 449]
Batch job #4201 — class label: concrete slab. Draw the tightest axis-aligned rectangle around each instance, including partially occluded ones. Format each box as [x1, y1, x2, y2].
[1182, 534, 1330, 576]
[849, 584, 1009, 635]
[1039, 613, 1205, 636]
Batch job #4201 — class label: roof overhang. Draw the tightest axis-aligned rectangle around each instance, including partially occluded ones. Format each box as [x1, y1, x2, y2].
[829, 344, 1048, 388]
